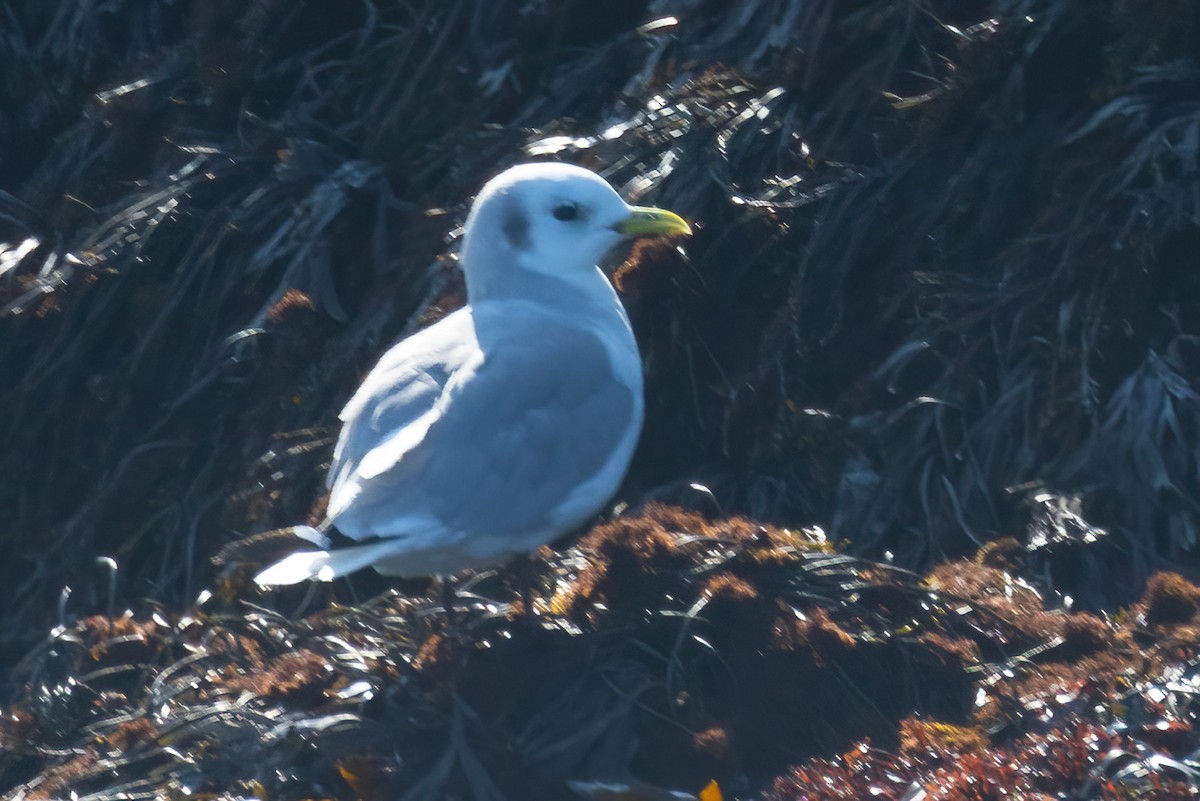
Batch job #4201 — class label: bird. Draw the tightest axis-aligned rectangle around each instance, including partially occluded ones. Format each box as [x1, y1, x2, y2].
[254, 162, 691, 586]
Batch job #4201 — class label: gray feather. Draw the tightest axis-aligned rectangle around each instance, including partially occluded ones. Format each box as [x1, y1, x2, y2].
[332, 316, 637, 546]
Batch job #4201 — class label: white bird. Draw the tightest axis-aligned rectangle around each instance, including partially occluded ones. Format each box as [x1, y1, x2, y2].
[255, 162, 691, 586]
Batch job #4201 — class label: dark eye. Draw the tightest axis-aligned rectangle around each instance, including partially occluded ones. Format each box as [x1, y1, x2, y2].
[553, 203, 580, 222]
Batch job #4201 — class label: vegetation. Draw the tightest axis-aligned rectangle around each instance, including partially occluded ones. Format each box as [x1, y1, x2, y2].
[1, 0, 1198, 797]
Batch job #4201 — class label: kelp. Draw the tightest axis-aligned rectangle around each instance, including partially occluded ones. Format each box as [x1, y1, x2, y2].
[3, 507, 1198, 799]
[2, 0, 1200, 797]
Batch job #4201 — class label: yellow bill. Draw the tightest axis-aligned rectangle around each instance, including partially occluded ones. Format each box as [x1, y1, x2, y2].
[615, 205, 692, 238]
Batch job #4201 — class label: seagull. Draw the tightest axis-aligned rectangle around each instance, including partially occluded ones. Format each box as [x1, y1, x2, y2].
[255, 162, 690, 586]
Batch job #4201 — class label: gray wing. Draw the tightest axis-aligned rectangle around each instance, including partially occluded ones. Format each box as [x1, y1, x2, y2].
[327, 309, 476, 500]
[329, 321, 640, 548]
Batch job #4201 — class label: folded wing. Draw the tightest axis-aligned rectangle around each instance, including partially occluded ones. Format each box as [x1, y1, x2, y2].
[330, 316, 641, 568]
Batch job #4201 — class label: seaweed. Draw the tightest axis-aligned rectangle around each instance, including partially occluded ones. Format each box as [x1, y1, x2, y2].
[4, 511, 1199, 799]
[3, 0, 1200, 797]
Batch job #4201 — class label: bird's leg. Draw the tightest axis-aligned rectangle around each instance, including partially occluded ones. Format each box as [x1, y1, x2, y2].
[289, 580, 323, 620]
[511, 552, 539, 618]
[439, 574, 456, 625]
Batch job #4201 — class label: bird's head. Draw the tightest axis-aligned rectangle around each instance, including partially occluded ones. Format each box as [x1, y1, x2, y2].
[460, 162, 690, 299]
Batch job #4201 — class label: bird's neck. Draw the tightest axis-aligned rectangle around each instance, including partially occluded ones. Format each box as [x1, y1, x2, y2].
[466, 263, 628, 328]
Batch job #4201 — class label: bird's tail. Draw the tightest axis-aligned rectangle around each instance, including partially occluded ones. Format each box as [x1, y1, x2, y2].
[254, 540, 398, 586]
[293, 524, 331, 548]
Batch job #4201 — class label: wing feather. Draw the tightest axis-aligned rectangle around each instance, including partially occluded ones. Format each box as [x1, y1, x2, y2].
[328, 313, 641, 565]
[326, 309, 476, 499]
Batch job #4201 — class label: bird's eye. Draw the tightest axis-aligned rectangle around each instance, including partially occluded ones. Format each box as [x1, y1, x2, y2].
[553, 203, 580, 222]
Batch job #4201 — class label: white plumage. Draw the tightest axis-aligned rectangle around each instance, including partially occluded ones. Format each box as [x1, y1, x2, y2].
[255, 163, 690, 586]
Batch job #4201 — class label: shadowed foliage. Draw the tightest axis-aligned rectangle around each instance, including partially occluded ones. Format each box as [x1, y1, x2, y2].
[2, 0, 1200, 797]
[3, 507, 1199, 799]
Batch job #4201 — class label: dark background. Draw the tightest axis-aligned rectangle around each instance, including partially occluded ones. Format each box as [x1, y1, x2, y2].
[1, 0, 1197, 681]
